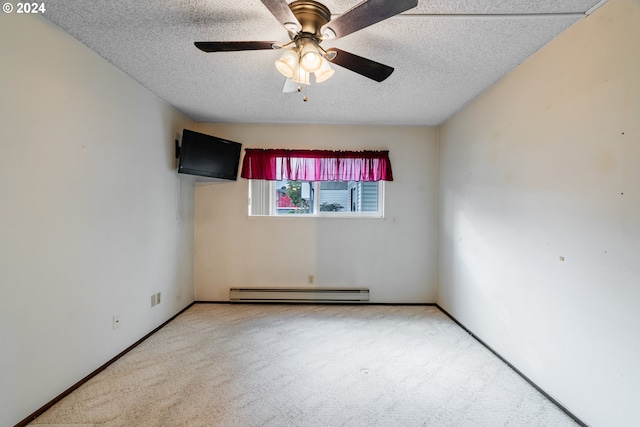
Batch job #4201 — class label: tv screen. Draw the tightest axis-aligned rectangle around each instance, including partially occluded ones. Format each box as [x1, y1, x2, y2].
[177, 129, 242, 180]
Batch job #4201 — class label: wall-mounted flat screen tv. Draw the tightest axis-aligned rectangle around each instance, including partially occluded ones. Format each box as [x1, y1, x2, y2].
[177, 129, 242, 180]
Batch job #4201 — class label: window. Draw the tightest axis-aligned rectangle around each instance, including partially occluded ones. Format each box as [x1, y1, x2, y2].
[249, 179, 384, 217]
[242, 149, 392, 218]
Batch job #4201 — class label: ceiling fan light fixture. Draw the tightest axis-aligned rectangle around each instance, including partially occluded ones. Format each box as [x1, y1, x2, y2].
[291, 66, 310, 85]
[314, 58, 334, 83]
[299, 39, 323, 73]
[196, 0, 419, 91]
[275, 49, 299, 78]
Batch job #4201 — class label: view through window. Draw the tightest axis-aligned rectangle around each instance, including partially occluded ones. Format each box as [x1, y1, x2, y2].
[249, 179, 383, 217]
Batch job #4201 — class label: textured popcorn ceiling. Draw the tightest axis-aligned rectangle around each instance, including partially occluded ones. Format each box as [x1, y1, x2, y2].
[42, 0, 606, 125]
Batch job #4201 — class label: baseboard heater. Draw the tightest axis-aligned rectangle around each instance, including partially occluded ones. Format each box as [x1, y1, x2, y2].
[229, 287, 370, 303]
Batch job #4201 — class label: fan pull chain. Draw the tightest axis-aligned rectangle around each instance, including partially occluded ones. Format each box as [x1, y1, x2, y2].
[295, 85, 307, 101]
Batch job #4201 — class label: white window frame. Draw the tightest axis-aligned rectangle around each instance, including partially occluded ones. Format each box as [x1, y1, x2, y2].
[248, 180, 385, 218]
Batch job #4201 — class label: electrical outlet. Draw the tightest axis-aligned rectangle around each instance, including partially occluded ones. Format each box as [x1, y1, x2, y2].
[156, 292, 161, 304]
[308, 274, 314, 284]
[113, 314, 121, 329]
[151, 294, 156, 307]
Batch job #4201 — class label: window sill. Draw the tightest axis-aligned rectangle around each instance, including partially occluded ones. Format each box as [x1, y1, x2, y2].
[247, 213, 385, 219]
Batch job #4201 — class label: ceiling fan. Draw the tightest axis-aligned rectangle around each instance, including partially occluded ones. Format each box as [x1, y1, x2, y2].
[195, 0, 418, 88]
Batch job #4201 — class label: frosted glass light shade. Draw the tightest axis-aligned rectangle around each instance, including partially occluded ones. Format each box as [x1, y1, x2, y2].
[314, 58, 335, 83]
[291, 67, 310, 85]
[275, 49, 299, 78]
[299, 43, 323, 73]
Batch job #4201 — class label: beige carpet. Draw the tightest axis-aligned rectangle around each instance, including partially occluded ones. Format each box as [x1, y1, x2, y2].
[29, 303, 579, 426]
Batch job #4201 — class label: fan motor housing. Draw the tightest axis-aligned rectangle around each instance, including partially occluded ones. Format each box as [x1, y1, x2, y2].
[289, 0, 331, 36]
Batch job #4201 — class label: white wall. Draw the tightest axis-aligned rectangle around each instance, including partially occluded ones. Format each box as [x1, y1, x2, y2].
[438, 0, 640, 425]
[0, 15, 195, 426]
[194, 124, 438, 303]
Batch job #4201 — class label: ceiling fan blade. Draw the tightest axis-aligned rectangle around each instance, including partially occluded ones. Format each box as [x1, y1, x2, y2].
[326, 48, 394, 82]
[194, 41, 278, 52]
[260, 0, 301, 32]
[282, 78, 301, 93]
[322, 0, 418, 39]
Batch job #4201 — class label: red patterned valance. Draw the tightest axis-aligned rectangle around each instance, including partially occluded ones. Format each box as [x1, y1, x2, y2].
[240, 149, 393, 182]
